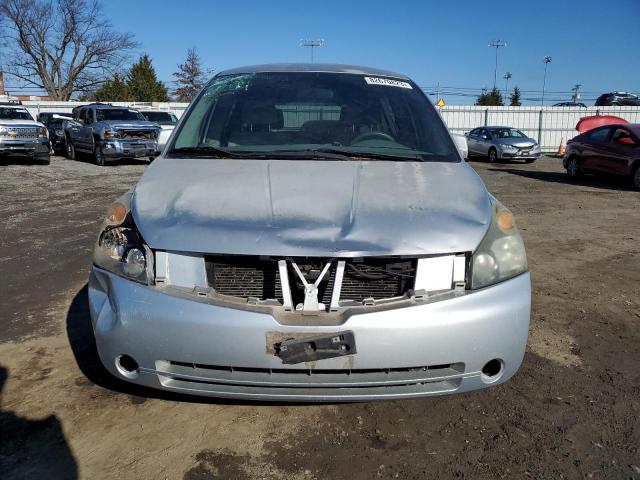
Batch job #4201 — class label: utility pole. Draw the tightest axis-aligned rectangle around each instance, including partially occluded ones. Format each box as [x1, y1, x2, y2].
[503, 72, 512, 97]
[571, 83, 582, 103]
[541, 55, 552, 105]
[299, 39, 325, 63]
[489, 40, 506, 89]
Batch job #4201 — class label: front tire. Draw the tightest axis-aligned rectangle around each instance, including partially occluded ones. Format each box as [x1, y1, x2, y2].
[566, 156, 582, 178]
[66, 136, 76, 160]
[93, 139, 105, 166]
[632, 165, 640, 191]
[488, 148, 498, 163]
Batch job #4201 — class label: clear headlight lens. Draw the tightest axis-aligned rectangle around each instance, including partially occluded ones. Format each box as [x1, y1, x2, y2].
[500, 144, 517, 152]
[93, 190, 149, 284]
[39, 126, 48, 138]
[471, 198, 527, 289]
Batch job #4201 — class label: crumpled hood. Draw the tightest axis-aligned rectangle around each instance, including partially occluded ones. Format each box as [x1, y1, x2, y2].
[101, 120, 159, 129]
[132, 158, 492, 257]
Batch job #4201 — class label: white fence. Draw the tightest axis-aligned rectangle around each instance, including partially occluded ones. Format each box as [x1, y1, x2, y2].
[440, 106, 640, 153]
[20, 101, 190, 120]
[19, 101, 640, 154]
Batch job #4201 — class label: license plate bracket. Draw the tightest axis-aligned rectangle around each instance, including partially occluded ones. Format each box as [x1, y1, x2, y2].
[274, 331, 356, 364]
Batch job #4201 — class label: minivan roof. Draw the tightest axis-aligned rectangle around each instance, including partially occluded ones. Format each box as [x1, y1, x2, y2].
[216, 63, 410, 80]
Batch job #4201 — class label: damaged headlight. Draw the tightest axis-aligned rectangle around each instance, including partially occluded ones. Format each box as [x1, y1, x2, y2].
[470, 198, 527, 289]
[93, 189, 150, 284]
[103, 128, 121, 139]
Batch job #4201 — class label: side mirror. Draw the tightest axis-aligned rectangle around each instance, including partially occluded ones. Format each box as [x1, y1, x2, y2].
[618, 136, 636, 146]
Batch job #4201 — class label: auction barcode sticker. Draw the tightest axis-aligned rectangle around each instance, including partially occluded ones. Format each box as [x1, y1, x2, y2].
[364, 77, 412, 89]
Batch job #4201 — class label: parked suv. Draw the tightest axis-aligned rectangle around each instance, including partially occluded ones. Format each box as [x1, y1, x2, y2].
[595, 92, 640, 106]
[64, 103, 160, 165]
[89, 64, 531, 401]
[0, 101, 51, 164]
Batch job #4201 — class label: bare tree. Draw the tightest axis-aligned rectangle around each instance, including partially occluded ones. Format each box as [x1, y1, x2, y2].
[172, 48, 208, 102]
[0, 0, 137, 100]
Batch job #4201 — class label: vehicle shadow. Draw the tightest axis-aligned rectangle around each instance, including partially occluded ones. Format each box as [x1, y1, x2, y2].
[488, 168, 636, 192]
[65, 285, 313, 406]
[0, 156, 49, 166]
[0, 366, 78, 479]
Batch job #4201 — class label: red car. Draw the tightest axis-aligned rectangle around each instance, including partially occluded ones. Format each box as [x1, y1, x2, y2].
[563, 123, 640, 190]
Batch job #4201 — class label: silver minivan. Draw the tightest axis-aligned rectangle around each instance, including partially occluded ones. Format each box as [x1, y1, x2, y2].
[89, 64, 531, 401]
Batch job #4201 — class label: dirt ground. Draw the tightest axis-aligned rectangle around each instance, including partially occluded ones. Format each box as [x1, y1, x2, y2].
[1, 154, 639, 480]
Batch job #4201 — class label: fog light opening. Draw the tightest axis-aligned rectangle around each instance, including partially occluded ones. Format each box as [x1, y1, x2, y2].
[116, 355, 139, 379]
[481, 359, 504, 383]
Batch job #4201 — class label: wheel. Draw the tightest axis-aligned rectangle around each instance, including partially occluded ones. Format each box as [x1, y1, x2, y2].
[39, 156, 51, 165]
[65, 136, 75, 160]
[566, 156, 582, 178]
[632, 165, 640, 191]
[93, 138, 105, 166]
[488, 148, 498, 163]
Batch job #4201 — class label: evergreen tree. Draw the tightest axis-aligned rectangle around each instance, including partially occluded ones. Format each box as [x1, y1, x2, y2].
[173, 48, 208, 102]
[510, 86, 522, 106]
[126, 54, 169, 102]
[475, 87, 504, 106]
[94, 73, 129, 101]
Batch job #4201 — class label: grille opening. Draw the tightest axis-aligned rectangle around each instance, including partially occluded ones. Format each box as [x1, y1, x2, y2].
[167, 360, 460, 375]
[204, 255, 416, 306]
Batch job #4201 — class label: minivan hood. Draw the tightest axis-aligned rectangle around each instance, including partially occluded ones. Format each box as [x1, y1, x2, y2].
[132, 158, 492, 257]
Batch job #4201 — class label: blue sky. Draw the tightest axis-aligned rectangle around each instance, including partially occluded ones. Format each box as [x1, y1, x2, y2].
[100, 0, 637, 104]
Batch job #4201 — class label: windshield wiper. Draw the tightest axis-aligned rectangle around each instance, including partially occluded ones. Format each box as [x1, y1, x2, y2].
[314, 148, 423, 161]
[166, 146, 242, 158]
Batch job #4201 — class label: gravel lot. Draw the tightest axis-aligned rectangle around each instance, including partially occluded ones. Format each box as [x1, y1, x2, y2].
[1, 154, 639, 479]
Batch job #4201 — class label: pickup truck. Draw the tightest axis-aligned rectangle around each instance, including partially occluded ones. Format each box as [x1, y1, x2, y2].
[0, 101, 51, 164]
[64, 103, 160, 166]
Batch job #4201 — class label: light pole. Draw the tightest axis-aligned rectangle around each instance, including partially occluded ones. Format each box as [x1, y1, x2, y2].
[571, 83, 582, 103]
[541, 56, 552, 105]
[300, 39, 325, 63]
[503, 72, 512, 97]
[489, 40, 506, 89]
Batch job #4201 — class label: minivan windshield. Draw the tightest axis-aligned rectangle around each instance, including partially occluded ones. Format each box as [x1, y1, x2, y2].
[168, 72, 459, 162]
[96, 108, 146, 121]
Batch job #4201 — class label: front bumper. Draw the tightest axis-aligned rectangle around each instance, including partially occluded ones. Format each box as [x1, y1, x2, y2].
[0, 138, 50, 157]
[498, 149, 541, 160]
[100, 139, 157, 159]
[88, 267, 531, 401]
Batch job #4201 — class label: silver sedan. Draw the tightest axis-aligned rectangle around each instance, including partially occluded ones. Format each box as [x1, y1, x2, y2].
[467, 126, 541, 163]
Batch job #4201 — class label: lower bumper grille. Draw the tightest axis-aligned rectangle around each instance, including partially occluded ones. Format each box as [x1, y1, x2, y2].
[155, 360, 465, 392]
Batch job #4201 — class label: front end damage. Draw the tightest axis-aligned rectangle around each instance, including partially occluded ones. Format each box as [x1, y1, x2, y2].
[87, 158, 530, 401]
